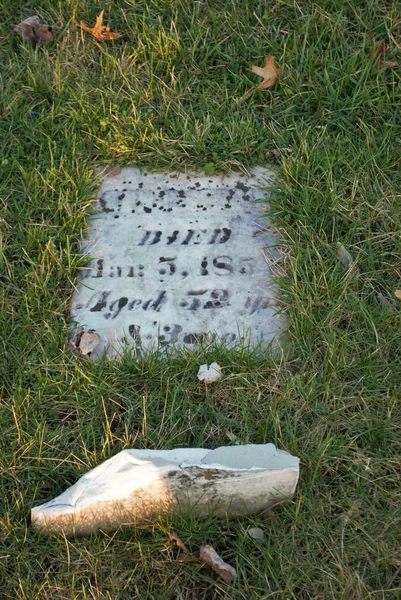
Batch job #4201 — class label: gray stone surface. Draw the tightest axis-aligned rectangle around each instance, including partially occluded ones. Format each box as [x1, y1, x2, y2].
[72, 167, 283, 356]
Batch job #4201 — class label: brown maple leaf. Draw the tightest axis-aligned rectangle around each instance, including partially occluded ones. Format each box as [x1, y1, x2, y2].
[251, 56, 283, 89]
[76, 10, 122, 41]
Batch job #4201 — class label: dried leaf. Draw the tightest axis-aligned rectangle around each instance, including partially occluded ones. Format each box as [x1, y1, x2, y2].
[15, 16, 54, 47]
[251, 56, 283, 90]
[272, 147, 292, 158]
[395, 290, 401, 300]
[336, 242, 353, 269]
[369, 41, 390, 62]
[247, 526, 265, 541]
[168, 532, 189, 554]
[77, 330, 101, 355]
[376, 292, 391, 309]
[199, 545, 237, 584]
[368, 35, 398, 70]
[378, 60, 399, 69]
[197, 362, 222, 383]
[104, 164, 122, 177]
[226, 430, 239, 443]
[76, 10, 122, 41]
[260, 499, 288, 520]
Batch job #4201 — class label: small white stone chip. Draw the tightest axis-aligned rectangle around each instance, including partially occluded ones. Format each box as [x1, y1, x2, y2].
[197, 362, 222, 383]
[247, 526, 266, 541]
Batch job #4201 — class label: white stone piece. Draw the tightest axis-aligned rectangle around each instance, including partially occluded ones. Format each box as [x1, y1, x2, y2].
[199, 545, 237, 584]
[247, 526, 266, 541]
[32, 444, 299, 535]
[197, 362, 222, 383]
[71, 167, 284, 357]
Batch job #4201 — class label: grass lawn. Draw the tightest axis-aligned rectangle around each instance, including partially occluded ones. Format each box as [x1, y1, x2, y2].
[1, 1, 401, 598]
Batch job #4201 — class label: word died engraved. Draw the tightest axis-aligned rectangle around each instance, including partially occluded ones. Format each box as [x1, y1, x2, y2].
[138, 228, 231, 246]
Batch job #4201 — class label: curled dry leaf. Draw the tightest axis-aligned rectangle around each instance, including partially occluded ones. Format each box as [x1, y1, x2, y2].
[336, 242, 353, 269]
[273, 147, 293, 158]
[260, 498, 288, 520]
[376, 292, 391, 309]
[368, 35, 399, 70]
[199, 545, 237, 584]
[226, 430, 239, 443]
[378, 60, 399, 69]
[197, 362, 222, 383]
[168, 533, 201, 564]
[71, 329, 101, 356]
[78, 331, 101, 355]
[76, 10, 122, 41]
[15, 16, 54, 47]
[368, 38, 391, 62]
[247, 526, 266, 541]
[104, 164, 122, 178]
[251, 56, 283, 89]
[168, 532, 189, 555]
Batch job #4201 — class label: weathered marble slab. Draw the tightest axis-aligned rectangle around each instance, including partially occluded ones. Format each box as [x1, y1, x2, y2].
[72, 167, 283, 356]
[31, 444, 300, 535]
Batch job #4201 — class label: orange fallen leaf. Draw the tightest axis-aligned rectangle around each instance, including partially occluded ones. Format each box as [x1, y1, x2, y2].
[75, 10, 122, 41]
[251, 56, 283, 89]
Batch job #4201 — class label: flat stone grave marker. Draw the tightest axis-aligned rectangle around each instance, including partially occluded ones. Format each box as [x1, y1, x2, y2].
[72, 167, 284, 356]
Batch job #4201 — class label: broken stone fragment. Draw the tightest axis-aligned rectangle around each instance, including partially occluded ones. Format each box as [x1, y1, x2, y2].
[197, 362, 222, 383]
[31, 444, 300, 536]
[199, 545, 237, 584]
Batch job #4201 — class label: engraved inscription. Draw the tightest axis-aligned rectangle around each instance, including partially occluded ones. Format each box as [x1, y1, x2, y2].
[71, 167, 283, 356]
[83, 255, 258, 280]
[137, 228, 232, 246]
